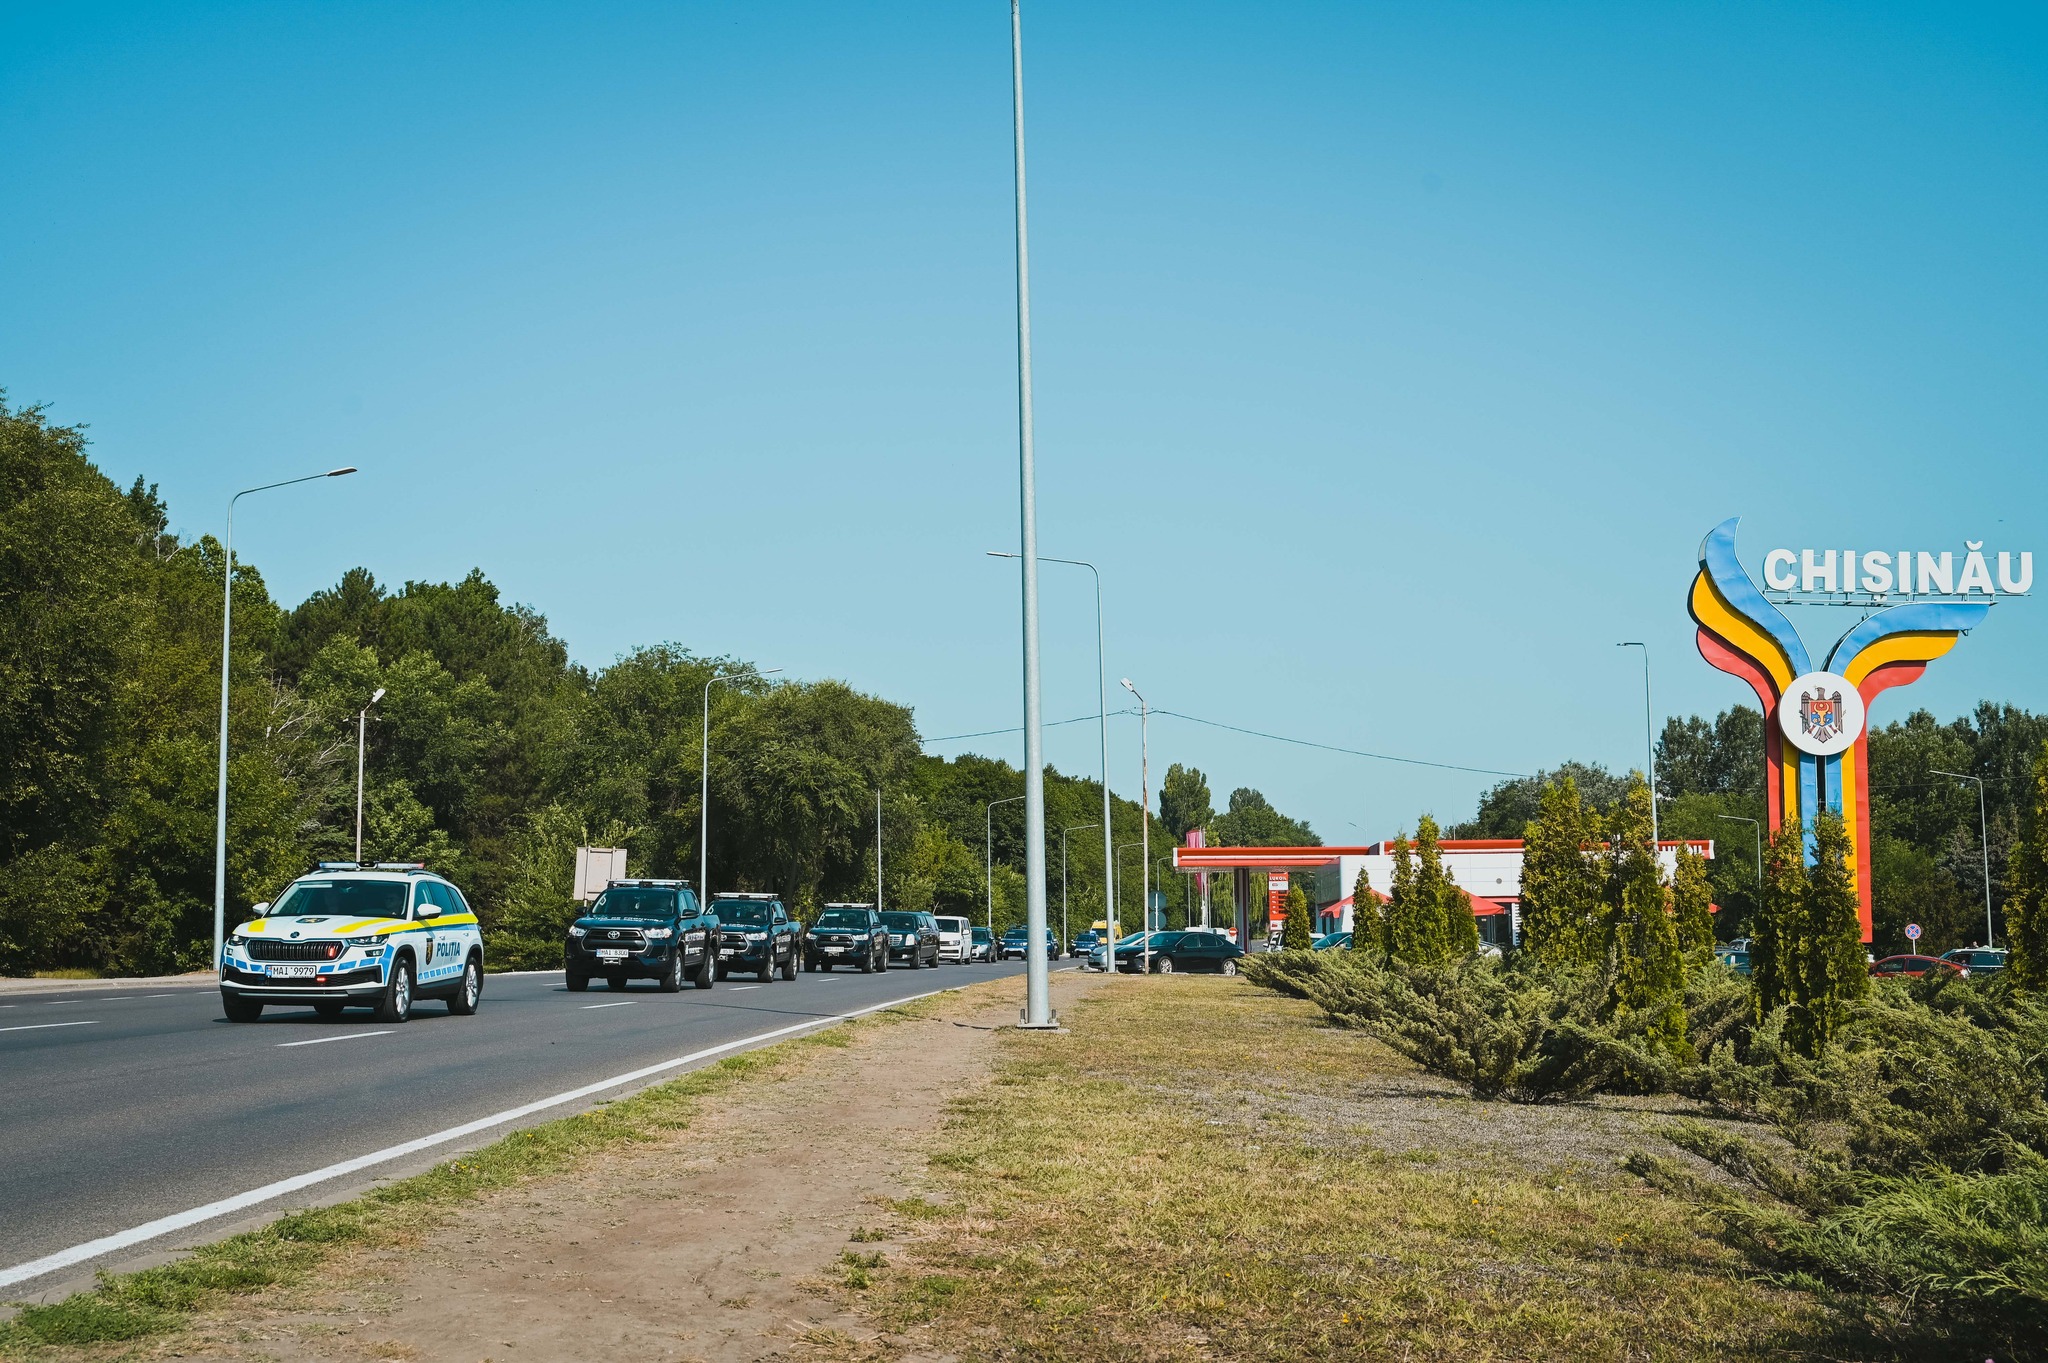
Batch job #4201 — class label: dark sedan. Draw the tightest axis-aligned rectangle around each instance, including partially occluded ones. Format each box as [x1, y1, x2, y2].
[1942, 947, 2007, 976]
[1104, 930, 1244, 975]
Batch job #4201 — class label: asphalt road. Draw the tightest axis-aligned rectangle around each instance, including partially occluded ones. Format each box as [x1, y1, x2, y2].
[0, 956, 1046, 1292]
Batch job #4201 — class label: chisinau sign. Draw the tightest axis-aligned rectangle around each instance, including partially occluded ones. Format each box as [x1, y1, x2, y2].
[1686, 518, 2022, 942]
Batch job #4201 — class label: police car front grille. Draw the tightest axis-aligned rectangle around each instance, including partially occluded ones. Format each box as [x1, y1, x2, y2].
[589, 929, 646, 949]
[246, 940, 343, 962]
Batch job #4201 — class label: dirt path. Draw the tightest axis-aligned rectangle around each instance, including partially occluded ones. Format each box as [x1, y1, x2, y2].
[160, 972, 1102, 1363]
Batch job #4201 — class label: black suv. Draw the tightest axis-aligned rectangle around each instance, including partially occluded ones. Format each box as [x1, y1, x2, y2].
[711, 893, 802, 981]
[881, 910, 941, 968]
[804, 903, 888, 973]
[565, 879, 718, 992]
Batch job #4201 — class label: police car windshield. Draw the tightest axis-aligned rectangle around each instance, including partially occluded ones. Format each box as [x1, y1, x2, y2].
[270, 879, 408, 919]
[816, 909, 870, 929]
[880, 912, 922, 930]
[714, 902, 772, 925]
[588, 888, 676, 918]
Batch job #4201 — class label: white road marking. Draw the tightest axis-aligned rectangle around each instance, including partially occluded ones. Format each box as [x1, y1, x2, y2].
[726, 985, 761, 991]
[0, 984, 955, 1290]
[0, 1021, 98, 1034]
[276, 1030, 394, 1049]
[44, 1000, 84, 1006]
[580, 1001, 634, 1010]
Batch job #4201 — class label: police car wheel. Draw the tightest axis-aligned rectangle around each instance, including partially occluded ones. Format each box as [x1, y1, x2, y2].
[607, 974, 627, 991]
[449, 957, 482, 1014]
[780, 949, 797, 981]
[314, 999, 346, 1019]
[661, 953, 685, 992]
[692, 944, 717, 990]
[758, 955, 775, 982]
[859, 950, 874, 974]
[223, 995, 263, 1023]
[375, 958, 414, 1024]
[566, 972, 589, 992]
[712, 961, 728, 983]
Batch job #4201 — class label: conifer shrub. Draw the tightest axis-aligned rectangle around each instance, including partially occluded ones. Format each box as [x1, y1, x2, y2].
[1281, 884, 1313, 950]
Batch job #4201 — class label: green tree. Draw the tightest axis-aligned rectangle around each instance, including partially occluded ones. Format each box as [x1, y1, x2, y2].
[1601, 775, 1688, 1060]
[1671, 844, 1715, 958]
[2009, 741, 2048, 992]
[1787, 810, 1868, 1054]
[1348, 866, 1384, 960]
[1282, 884, 1313, 949]
[1416, 815, 1479, 957]
[1210, 787, 1318, 847]
[1158, 764, 1213, 842]
[1517, 775, 1599, 966]
[1754, 816, 1809, 1022]
[1386, 830, 1447, 964]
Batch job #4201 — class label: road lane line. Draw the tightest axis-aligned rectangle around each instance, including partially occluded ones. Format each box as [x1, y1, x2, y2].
[0, 984, 952, 1290]
[726, 985, 761, 991]
[0, 1021, 98, 1034]
[276, 1031, 394, 1049]
[580, 1001, 634, 1010]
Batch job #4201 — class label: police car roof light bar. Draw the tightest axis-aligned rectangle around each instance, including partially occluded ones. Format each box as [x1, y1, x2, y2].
[715, 891, 779, 900]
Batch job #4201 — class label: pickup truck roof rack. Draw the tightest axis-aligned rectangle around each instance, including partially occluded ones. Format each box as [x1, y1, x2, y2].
[606, 878, 692, 889]
[713, 891, 780, 900]
[822, 901, 876, 909]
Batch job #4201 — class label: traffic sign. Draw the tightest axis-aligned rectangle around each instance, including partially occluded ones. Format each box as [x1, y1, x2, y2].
[1905, 923, 1921, 943]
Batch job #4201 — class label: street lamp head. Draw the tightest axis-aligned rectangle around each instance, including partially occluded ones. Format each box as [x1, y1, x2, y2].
[986, 551, 1017, 559]
[1120, 678, 1135, 692]
[369, 687, 386, 704]
[1619, 641, 1644, 648]
[326, 467, 358, 477]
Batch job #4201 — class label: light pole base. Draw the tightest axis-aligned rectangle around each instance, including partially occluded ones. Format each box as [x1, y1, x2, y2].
[1016, 1009, 1063, 1032]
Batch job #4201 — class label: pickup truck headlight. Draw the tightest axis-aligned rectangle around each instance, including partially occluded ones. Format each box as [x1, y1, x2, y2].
[567, 924, 587, 937]
[745, 931, 768, 941]
[644, 927, 674, 939]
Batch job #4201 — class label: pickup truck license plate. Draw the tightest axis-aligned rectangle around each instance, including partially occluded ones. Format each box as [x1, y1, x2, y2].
[596, 949, 629, 961]
[268, 964, 317, 979]
[825, 945, 847, 954]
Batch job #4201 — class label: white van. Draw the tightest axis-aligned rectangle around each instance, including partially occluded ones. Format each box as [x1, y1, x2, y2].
[934, 915, 972, 964]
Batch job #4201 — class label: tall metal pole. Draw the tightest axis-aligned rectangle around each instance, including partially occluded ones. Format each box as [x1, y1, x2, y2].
[702, 666, 781, 900]
[1933, 770, 1995, 947]
[987, 794, 1026, 938]
[1062, 822, 1100, 956]
[1619, 643, 1658, 849]
[989, 552, 1114, 987]
[876, 787, 884, 910]
[1008, 0, 1055, 1029]
[1121, 679, 1150, 971]
[355, 686, 385, 863]
[214, 466, 356, 966]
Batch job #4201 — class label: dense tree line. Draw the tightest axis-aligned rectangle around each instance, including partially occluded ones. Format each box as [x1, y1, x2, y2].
[0, 399, 1317, 975]
[1456, 700, 2048, 955]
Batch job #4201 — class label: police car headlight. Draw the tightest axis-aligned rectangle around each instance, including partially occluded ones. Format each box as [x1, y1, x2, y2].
[644, 927, 674, 939]
[567, 924, 587, 937]
[346, 934, 384, 947]
[745, 931, 768, 941]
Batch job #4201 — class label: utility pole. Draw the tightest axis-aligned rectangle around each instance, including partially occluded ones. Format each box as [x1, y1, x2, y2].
[1121, 679, 1150, 972]
[876, 787, 883, 911]
[1933, 770, 1996, 947]
[1061, 822, 1099, 956]
[355, 686, 385, 863]
[1618, 643, 1658, 849]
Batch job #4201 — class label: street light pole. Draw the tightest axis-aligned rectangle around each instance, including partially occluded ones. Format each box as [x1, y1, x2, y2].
[701, 666, 782, 901]
[215, 466, 357, 965]
[355, 686, 386, 863]
[1932, 770, 1996, 947]
[876, 787, 884, 911]
[987, 795, 1027, 938]
[1715, 814, 1763, 889]
[1061, 822, 1100, 954]
[988, 552, 1114, 999]
[1115, 841, 1143, 960]
[1618, 643, 1658, 849]
[1006, 0, 1055, 1030]
[1120, 678, 1150, 973]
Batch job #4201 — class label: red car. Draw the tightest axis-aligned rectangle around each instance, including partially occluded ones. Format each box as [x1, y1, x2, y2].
[1869, 954, 1967, 980]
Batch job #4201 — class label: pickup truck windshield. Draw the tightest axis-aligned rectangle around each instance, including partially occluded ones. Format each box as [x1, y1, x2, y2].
[816, 909, 871, 929]
[880, 913, 922, 930]
[714, 903, 772, 925]
[588, 888, 677, 918]
[270, 880, 408, 919]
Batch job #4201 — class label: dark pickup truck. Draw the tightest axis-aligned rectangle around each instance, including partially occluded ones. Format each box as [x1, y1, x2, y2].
[710, 893, 802, 981]
[803, 903, 889, 973]
[565, 879, 718, 992]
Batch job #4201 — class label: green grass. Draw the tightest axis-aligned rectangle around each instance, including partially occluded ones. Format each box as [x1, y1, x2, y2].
[0, 992, 954, 1358]
[851, 977, 1920, 1363]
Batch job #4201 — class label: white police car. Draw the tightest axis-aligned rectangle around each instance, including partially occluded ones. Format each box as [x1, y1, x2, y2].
[219, 862, 484, 1024]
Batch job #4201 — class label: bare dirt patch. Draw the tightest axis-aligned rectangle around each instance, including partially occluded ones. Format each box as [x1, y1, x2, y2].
[142, 972, 1104, 1363]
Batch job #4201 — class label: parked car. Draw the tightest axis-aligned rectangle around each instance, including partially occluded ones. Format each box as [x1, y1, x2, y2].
[1715, 946, 1753, 976]
[567, 878, 718, 993]
[1312, 931, 1352, 951]
[805, 903, 889, 972]
[968, 925, 997, 963]
[220, 861, 486, 1022]
[882, 910, 942, 968]
[1069, 929, 1104, 957]
[1869, 954, 1967, 980]
[999, 927, 1060, 960]
[934, 914, 973, 963]
[710, 893, 801, 982]
[1942, 947, 2007, 976]
[1101, 930, 1245, 975]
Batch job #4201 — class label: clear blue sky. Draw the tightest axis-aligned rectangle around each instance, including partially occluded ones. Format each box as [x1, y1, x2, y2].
[6, 2, 2045, 842]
